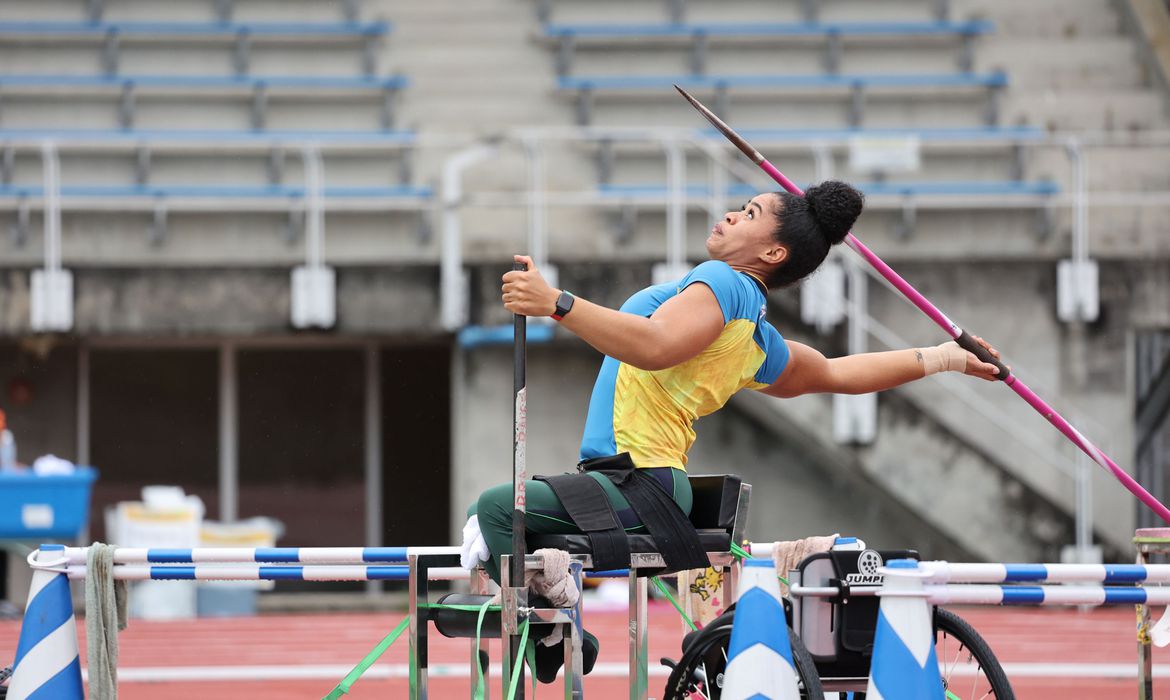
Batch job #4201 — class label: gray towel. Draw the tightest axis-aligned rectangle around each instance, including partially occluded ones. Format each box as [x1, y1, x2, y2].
[85, 542, 128, 700]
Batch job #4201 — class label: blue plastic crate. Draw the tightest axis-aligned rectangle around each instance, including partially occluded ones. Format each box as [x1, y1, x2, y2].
[0, 467, 98, 539]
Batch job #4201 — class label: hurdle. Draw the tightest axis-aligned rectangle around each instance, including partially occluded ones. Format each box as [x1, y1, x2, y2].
[9, 535, 773, 699]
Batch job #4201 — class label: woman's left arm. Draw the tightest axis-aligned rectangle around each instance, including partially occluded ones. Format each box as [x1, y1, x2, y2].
[761, 338, 1003, 398]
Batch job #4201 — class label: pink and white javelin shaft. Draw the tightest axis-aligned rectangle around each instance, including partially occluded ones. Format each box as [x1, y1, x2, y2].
[674, 86, 1170, 524]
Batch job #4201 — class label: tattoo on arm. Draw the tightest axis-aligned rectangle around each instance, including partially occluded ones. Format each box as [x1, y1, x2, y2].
[915, 350, 924, 365]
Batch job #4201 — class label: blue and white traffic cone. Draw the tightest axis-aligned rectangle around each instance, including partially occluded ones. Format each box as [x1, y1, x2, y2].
[7, 544, 84, 700]
[721, 558, 801, 700]
[865, 558, 944, 700]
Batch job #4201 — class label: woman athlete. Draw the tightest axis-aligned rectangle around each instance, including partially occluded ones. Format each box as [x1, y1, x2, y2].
[468, 180, 1003, 683]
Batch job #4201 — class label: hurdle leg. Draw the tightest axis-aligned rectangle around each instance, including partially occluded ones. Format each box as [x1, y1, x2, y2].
[500, 554, 529, 699]
[470, 566, 492, 700]
[563, 560, 584, 700]
[1138, 544, 1154, 700]
[408, 554, 430, 700]
[628, 561, 649, 700]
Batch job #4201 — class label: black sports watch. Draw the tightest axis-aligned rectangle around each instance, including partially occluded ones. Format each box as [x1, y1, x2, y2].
[551, 290, 575, 321]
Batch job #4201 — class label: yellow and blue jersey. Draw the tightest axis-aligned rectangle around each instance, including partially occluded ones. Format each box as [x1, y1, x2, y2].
[580, 260, 790, 470]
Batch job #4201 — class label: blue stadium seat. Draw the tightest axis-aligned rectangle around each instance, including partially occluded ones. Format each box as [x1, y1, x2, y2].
[545, 20, 993, 76]
[0, 20, 389, 38]
[596, 180, 1058, 200]
[0, 74, 409, 130]
[559, 72, 1007, 126]
[0, 182, 432, 204]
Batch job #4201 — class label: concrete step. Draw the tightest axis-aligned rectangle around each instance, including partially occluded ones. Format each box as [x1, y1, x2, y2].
[957, 0, 1123, 37]
[979, 37, 1144, 89]
[1004, 89, 1167, 131]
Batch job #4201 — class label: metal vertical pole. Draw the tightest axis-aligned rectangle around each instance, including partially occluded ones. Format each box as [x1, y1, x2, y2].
[508, 261, 529, 698]
[365, 342, 383, 596]
[219, 342, 238, 522]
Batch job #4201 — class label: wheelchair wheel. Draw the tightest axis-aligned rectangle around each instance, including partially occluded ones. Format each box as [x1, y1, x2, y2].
[933, 607, 1014, 700]
[662, 624, 824, 699]
[833, 607, 1014, 700]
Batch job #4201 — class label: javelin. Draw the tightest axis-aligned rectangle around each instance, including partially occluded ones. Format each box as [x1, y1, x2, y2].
[674, 85, 1170, 525]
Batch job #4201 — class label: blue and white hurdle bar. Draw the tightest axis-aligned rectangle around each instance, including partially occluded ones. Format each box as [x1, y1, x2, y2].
[789, 560, 1170, 606]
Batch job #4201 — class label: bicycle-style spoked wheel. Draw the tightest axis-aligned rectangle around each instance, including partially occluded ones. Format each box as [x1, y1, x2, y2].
[934, 608, 1015, 700]
[662, 624, 824, 699]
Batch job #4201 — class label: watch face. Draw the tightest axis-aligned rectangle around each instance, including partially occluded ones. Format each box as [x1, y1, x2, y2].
[556, 291, 574, 317]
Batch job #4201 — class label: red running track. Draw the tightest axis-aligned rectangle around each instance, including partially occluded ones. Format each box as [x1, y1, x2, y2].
[2, 602, 1169, 698]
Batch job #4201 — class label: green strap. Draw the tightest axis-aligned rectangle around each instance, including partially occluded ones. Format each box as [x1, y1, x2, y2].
[651, 576, 697, 632]
[472, 598, 493, 700]
[322, 615, 411, 700]
[505, 619, 531, 700]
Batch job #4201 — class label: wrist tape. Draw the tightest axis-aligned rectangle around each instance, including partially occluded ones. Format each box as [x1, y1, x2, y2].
[918, 341, 968, 376]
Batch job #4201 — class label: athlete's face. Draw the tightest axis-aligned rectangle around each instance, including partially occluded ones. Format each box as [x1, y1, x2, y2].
[706, 193, 787, 268]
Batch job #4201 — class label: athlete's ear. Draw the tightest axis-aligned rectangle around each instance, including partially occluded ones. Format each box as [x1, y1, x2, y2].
[760, 244, 787, 265]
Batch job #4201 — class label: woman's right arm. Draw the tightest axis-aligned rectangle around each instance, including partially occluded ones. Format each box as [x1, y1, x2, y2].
[501, 255, 725, 371]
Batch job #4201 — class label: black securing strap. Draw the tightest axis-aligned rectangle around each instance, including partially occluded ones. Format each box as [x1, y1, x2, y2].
[535, 473, 630, 571]
[581, 453, 710, 574]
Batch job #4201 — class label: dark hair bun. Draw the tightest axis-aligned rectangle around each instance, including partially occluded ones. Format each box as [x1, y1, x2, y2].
[804, 180, 864, 245]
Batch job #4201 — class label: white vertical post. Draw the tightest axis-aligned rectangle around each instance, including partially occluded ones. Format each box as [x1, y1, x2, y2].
[654, 140, 690, 284]
[219, 341, 238, 522]
[364, 343, 383, 596]
[440, 145, 497, 331]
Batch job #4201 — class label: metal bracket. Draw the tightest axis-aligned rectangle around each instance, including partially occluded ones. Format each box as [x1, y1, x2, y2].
[575, 87, 593, 127]
[119, 81, 136, 130]
[848, 82, 865, 127]
[268, 148, 285, 185]
[958, 32, 975, 73]
[381, 86, 396, 130]
[934, 0, 951, 22]
[415, 210, 432, 245]
[362, 35, 378, 77]
[343, 0, 359, 23]
[714, 84, 729, 120]
[135, 146, 151, 185]
[985, 83, 1002, 126]
[894, 198, 916, 239]
[536, 0, 551, 24]
[1, 145, 14, 185]
[1035, 203, 1055, 240]
[234, 31, 251, 76]
[215, 0, 234, 23]
[614, 205, 637, 245]
[11, 196, 30, 248]
[149, 199, 168, 247]
[556, 35, 575, 77]
[251, 83, 268, 131]
[689, 33, 708, 76]
[102, 30, 120, 76]
[801, 0, 818, 23]
[596, 138, 614, 185]
[86, 0, 105, 22]
[667, 0, 686, 24]
[824, 31, 842, 74]
[285, 205, 304, 245]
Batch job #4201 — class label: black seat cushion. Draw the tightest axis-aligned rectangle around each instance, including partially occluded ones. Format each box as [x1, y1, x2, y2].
[527, 529, 730, 559]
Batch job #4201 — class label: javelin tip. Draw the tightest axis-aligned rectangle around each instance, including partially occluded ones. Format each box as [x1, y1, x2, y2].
[673, 84, 764, 165]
